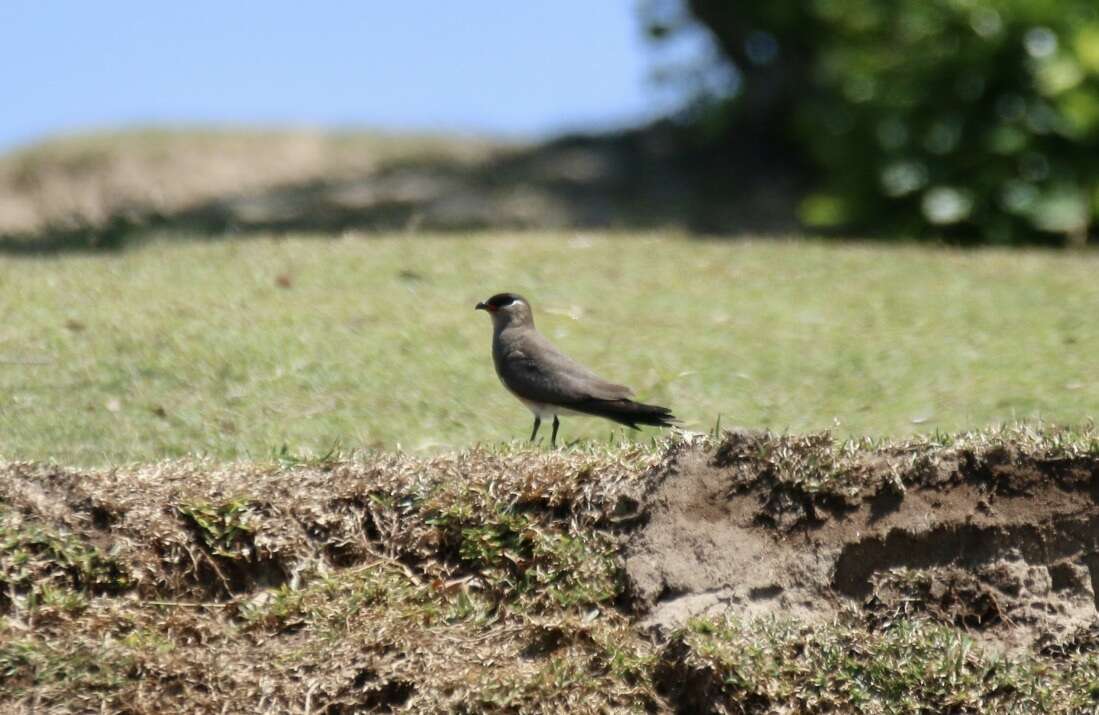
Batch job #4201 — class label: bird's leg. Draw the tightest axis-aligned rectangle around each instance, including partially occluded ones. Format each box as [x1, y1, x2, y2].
[551, 416, 560, 448]
[529, 417, 541, 443]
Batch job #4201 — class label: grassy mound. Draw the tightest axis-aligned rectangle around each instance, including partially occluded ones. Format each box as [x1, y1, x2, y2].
[0, 129, 494, 244]
[3, 425, 1099, 712]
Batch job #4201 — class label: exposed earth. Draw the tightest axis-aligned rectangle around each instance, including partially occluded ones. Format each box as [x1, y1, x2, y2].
[626, 430, 1099, 655]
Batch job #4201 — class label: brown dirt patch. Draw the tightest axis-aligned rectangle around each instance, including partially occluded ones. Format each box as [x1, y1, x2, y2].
[625, 429, 1099, 652]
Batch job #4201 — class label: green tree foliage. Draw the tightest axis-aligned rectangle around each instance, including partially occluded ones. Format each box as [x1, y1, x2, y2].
[652, 0, 1099, 245]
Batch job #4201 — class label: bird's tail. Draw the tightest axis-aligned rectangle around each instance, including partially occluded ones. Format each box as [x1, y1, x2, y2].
[570, 398, 676, 430]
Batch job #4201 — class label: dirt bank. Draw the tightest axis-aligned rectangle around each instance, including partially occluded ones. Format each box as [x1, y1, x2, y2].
[4, 428, 1099, 712]
[626, 430, 1099, 653]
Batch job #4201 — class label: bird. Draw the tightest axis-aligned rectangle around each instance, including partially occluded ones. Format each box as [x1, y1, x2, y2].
[475, 292, 676, 447]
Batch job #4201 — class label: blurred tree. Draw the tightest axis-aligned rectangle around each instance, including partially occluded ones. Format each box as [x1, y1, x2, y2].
[644, 0, 1099, 245]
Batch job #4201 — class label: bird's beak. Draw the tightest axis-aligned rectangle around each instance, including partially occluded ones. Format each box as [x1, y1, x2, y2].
[475, 301, 494, 312]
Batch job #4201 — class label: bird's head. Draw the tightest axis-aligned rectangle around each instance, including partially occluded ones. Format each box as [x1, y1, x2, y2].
[475, 292, 533, 327]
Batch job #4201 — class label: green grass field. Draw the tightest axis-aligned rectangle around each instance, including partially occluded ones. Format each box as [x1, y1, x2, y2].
[1, 231, 1097, 464]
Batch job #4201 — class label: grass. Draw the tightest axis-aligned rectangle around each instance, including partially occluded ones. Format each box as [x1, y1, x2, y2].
[1, 231, 1098, 464]
[4, 430, 1099, 712]
[0, 440, 662, 711]
[663, 616, 1099, 713]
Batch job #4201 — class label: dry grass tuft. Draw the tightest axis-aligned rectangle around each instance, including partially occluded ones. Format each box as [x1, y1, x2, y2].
[1, 444, 662, 712]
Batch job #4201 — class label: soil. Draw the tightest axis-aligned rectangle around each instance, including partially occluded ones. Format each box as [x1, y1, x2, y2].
[625, 430, 1099, 652]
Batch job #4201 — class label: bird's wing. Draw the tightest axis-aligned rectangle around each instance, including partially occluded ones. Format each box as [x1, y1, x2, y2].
[499, 329, 634, 405]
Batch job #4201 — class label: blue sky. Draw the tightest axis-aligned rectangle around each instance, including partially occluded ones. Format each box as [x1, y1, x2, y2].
[0, 1, 677, 151]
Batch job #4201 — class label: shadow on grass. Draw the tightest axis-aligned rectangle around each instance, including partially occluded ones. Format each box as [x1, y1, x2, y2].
[0, 124, 803, 255]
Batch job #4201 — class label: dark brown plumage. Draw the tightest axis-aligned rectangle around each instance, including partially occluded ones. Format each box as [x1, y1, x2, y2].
[475, 293, 675, 446]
